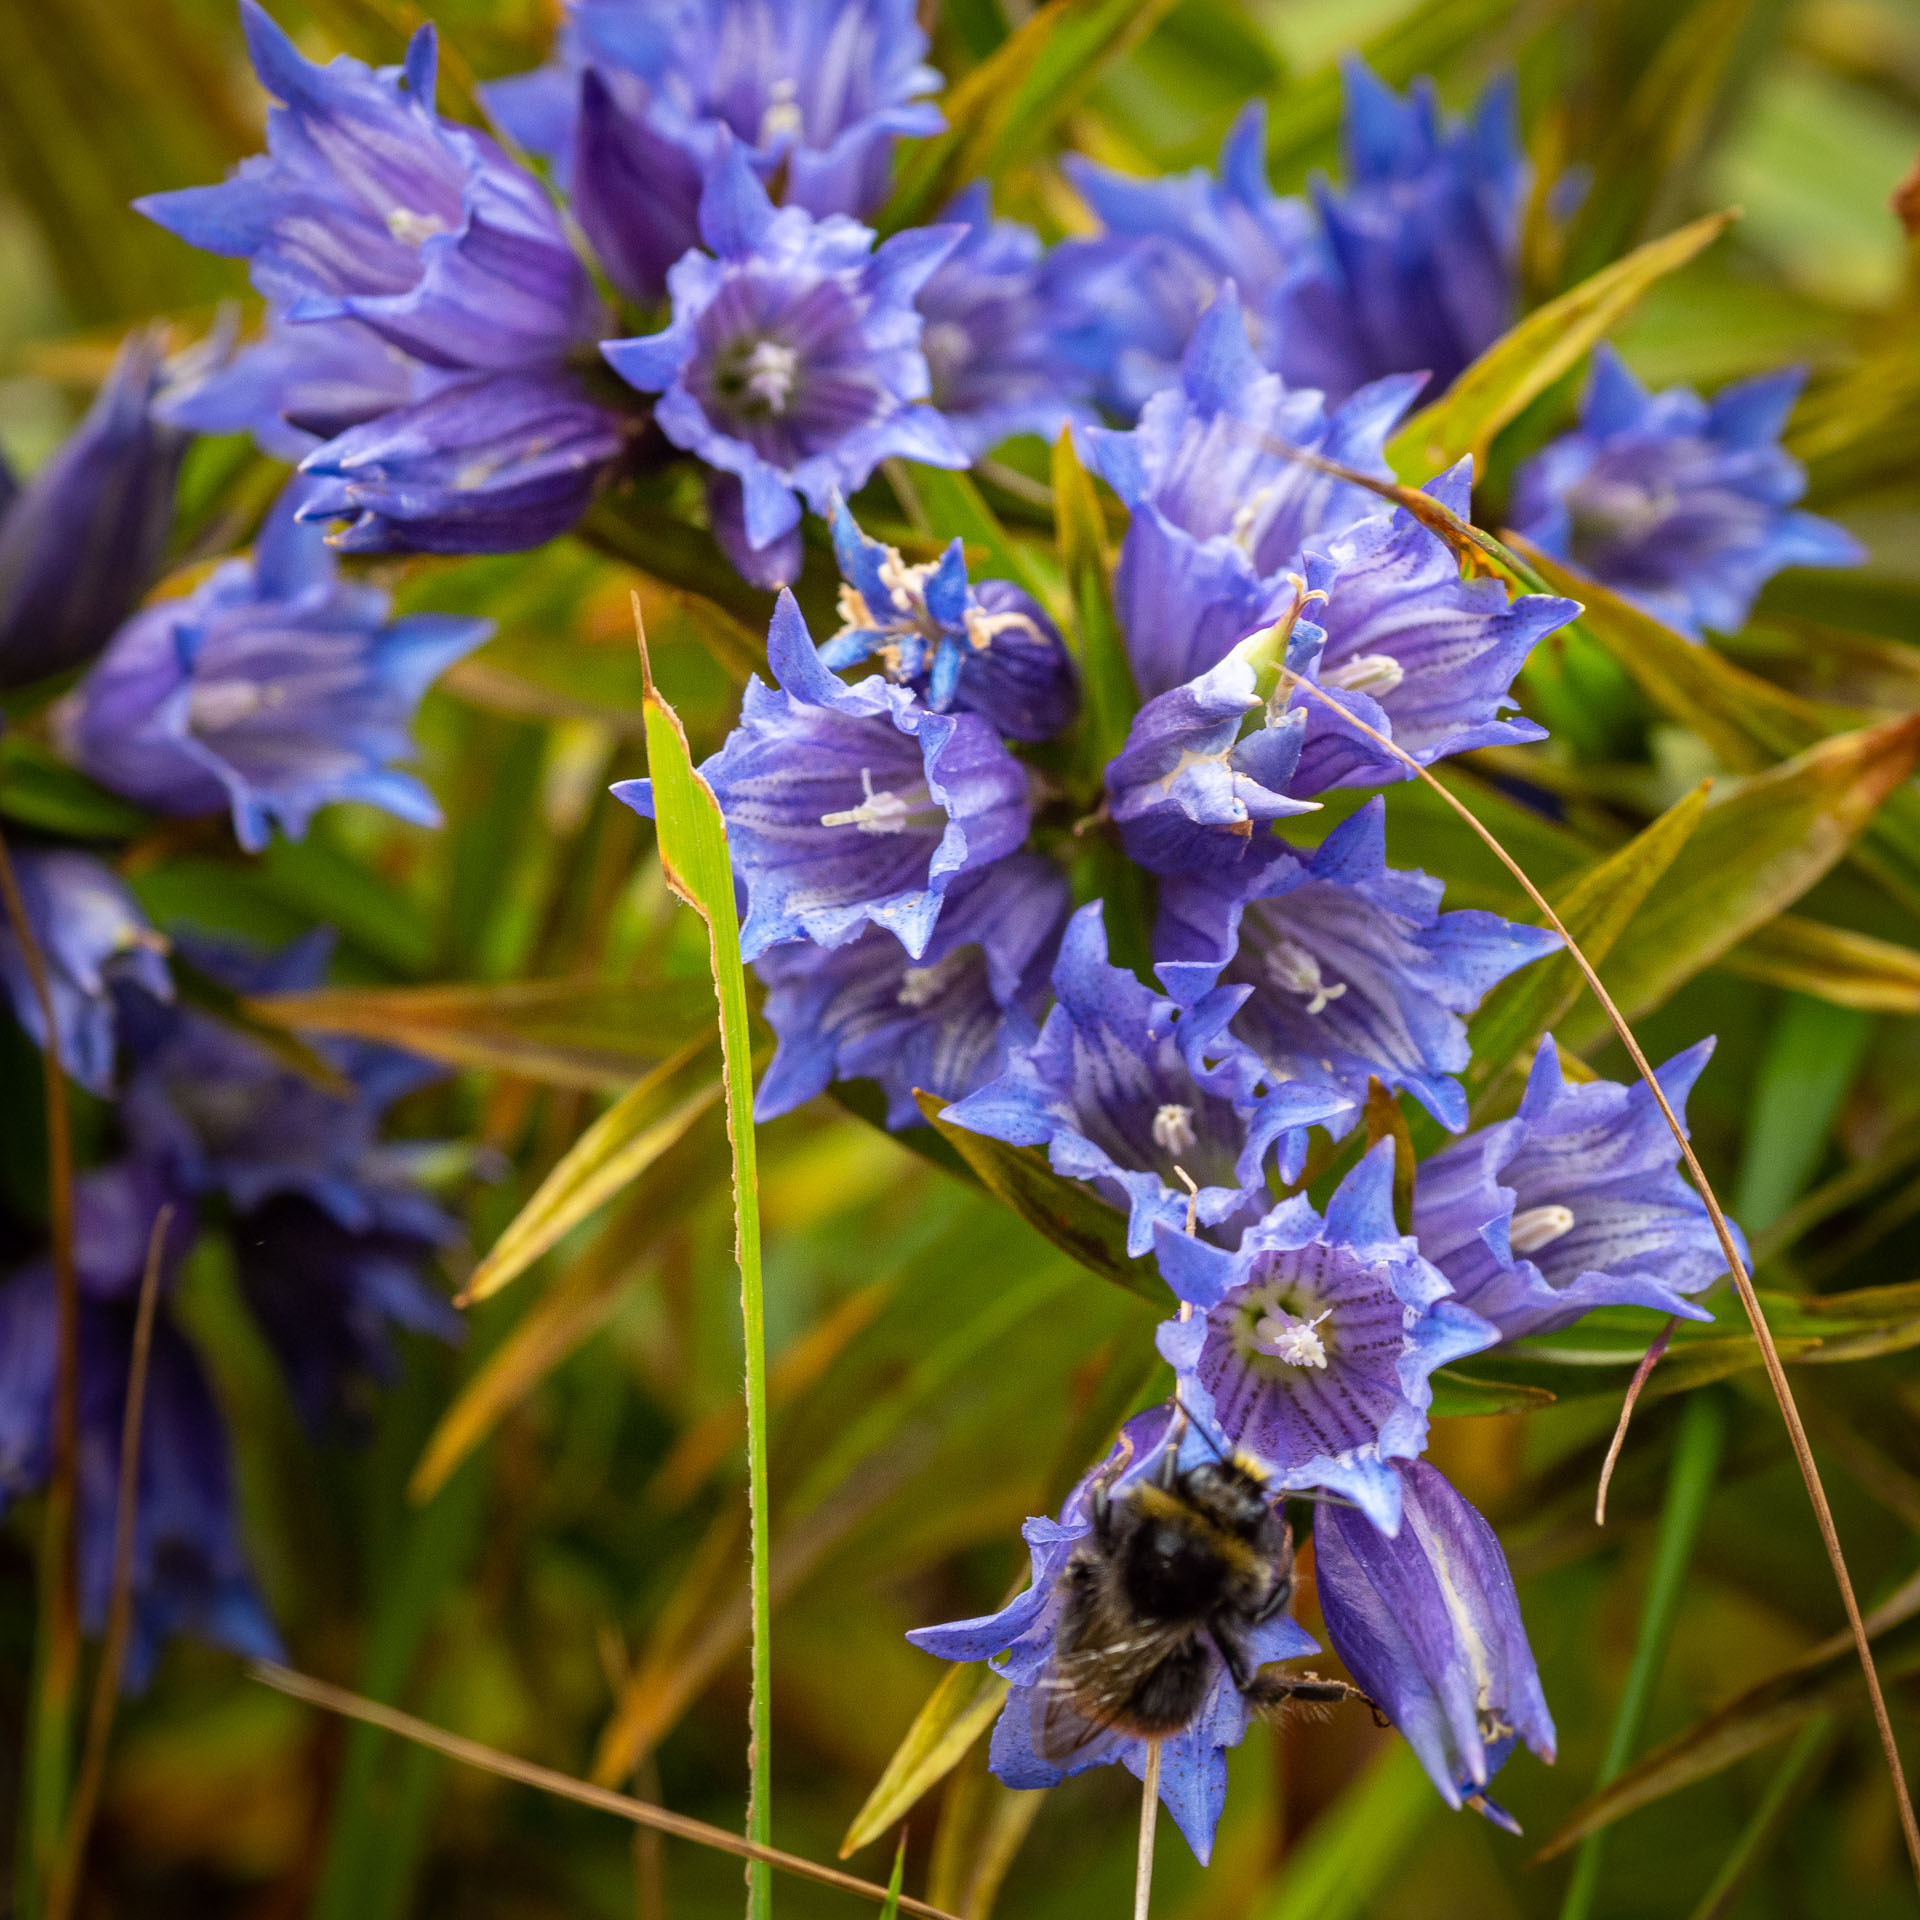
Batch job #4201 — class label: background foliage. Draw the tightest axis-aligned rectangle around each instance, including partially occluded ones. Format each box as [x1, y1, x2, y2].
[5, 0, 1920, 1916]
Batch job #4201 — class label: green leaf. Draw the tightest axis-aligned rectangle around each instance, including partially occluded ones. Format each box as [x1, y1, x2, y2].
[1252, 1741, 1436, 1920]
[841, 1663, 1011, 1858]
[1733, 996, 1873, 1233]
[906, 463, 1060, 615]
[458, 1034, 724, 1305]
[244, 976, 718, 1091]
[915, 1090, 1164, 1303]
[0, 735, 146, 839]
[578, 495, 777, 631]
[1466, 782, 1709, 1102]
[636, 629, 774, 1920]
[1050, 429, 1138, 774]
[879, 1834, 906, 1920]
[1387, 211, 1736, 481]
[1720, 914, 1920, 1014]
[1428, 1370, 1558, 1417]
[1562, 718, 1920, 1036]
[883, 0, 1181, 229]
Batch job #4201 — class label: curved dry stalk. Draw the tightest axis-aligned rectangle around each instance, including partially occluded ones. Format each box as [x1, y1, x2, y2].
[1134, 1738, 1162, 1920]
[1281, 671, 1920, 1887]
[251, 1662, 961, 1920]
[45, 1206, 174, 1920]
[1595, 1316, 1677, 1526]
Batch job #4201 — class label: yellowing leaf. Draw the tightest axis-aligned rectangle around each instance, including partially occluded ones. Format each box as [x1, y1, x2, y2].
[841, 1662, 1010, 1859]
[1720, 914, 1920, 1015]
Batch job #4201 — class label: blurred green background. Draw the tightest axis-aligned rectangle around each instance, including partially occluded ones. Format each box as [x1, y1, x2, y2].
[5, 0, 1920, 1916]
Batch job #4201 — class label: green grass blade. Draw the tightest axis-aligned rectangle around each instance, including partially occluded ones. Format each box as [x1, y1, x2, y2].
[638, 625, 773, 1919]
[1253, 1741, 1435, 1920]
[843, 1665, 1012, 1858]
[1557, 1389, 1728, 1920]
[1734, 996, 1874, 1233]
[879, 1834, 906, 1919]
[1685, 1715, 1836, 1920]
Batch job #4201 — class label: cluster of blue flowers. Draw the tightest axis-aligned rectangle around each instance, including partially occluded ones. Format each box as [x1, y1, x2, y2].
[0, 0, 1861, 1795]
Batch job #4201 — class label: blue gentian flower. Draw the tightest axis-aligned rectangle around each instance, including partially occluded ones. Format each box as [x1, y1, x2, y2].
[0, 328, 188, 687]
[915, 184, 1095, 457]
[1157, 800, 1560, 1134]
[821, 499, 1078, 742]
[1052, 102, 1312, 415]
[62, 480, 488, 851]
[755, 851, 1068, 1130]
[140, 6, 627, 554]
[1083, 285, 1421, 699]
[907, 1403, 1322, 1864]
[1508, 346, 1864, 639]
[0, 1162, 282, 1689]
[1412, 1036, 1737, 1341]
[614, 589, 1031, 962]
[1268, 62, 1527, 406]
[1154, 1142, 1497, 1530]
[601, 141, 967, 581]
[1314, 1459, 1556, 1828]
[943, 901, 1354, 1257]
[0, 850, 172, 1098]
[487, 0, 943, 295]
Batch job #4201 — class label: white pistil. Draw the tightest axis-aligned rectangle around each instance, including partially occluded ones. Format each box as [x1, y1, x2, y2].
[1265, 935, 1346, 1016]
[758, 77, 803, 143]
[1152, 1103, 1197, 1157]
[1252, 1305, 1333, 1369]
[1321, 652, 1405, 697]
[744, 340, 800, 412]
[820, 767, 914, 834]
[188, 679, 276, 731]
[896, 949, 972, 1009]
[386, 207, 447, 246]
[1509, 1203, 1576, 1254]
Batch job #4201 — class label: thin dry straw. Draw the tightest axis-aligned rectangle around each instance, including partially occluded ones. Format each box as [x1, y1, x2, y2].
[249, 1662, 964, 1920]
[1276, 659, 1920, 1887]
[1594, 1315, 1677, 1526]
[1134, 1737, 1162, 1920]
[45, 1205, 174, 1920]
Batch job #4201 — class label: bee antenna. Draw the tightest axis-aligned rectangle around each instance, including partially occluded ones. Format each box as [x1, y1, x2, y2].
[1170, 1393, 1230, 1465]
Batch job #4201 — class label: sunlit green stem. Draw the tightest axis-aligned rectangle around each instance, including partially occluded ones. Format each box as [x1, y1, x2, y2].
[1559, 1389, 1728, 1920]
[1685, 1715, 1834, 1920]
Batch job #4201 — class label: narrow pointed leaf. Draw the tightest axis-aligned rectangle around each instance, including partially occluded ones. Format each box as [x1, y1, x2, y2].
[842, 1663, 1011, 1858]
[1051, 429, 1137, 773]
[1721, 915, 1920, 1014]
[907, 464, 1059, 615]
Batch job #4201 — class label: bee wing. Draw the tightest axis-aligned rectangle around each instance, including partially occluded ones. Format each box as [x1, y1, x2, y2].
[1031, 1625, 1192, 1764]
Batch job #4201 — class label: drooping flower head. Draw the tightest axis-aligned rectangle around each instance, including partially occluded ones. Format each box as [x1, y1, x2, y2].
[1083, 286, 1420, 699]
[821, 499, 1077, 741]
[1269, 61, 1526, 406]
[906, 1403, 1322, 1864]
[602, 142, 967, 581]
[913, 184, 1095, 458]
[1156, 801, 1559, 1133]
[1508, 346, 1864, 639]
[62, 479, 488, 851]
[613, 590, 1031, 961]
[944, 902, 1354, 1257]
[1155, 1142, 1497, 1530]
[1412, 1036, 1738, 1342]
[754, 851, 1068, 1130]
[0, 328, 189, 688]
[1315, 1460, 1555, 1828]
[0, 850, 172, 1098]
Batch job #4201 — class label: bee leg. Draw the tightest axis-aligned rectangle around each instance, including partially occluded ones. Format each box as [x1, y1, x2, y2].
[1209, 1621, 1258, 1696]
[1244, 1670, 1382, 1718]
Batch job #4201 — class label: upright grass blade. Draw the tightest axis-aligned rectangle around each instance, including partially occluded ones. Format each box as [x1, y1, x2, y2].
[1684, 1716, 1836, 1920]
[1733, 996, 1875, 1234]
[1253, 1741, 1434, 1920]
[1556, 1390, 1728, 1920]
[634, 602, 773, 1918]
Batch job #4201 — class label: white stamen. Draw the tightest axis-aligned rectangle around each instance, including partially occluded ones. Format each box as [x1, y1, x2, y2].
[758, 77, 803, 143]
[1509, 1203, 1576, 1254]
[1152, 1103, 1197, 1157]
[744, 339, 800, 412]
[1321, 652, 1405, 697]
[963, 604, 1042, 653]
[1252, 1306, 1333, 1369]
[188, 679, 275, 731]
[896, 949, 972, 1009]
[1228, 485, 1279, 556]
[386, 207, 447, 246]
[820, 767, 913, 834]
[876, 548, 936, 617]
[1265, 935, 1346, 1016]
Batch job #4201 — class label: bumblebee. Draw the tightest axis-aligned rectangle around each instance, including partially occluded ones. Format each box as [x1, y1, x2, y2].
[1036, 1434, 1371, 1759]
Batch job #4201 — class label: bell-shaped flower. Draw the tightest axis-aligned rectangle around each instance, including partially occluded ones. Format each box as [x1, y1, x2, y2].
[755, 852, 1067, 1130]
[1269, 62, 1526, 406]
[944, 901, 1354, 1257]
[1315, 1460, 1555, 1829]
[0, 850, 172, 1098]
[1154, 1142, 1497, 1530]
[916, 184, 1096, 456]
[61, 480, 488, 851]
[139, 7, 602, 374]
[0, 328, 188, 687]
[613, 590, 1031, 961]
[1083, 285, 1420, 699]
[1157, 800, 1559, 1133]
[1282, 462, 1572, 792]
[907, 1403, 1322, 1864]
[602, 141, 967, 580]
[1412, 1036, 1740, 1341]
[1509, 346, 1863, 640]
[821, 499, 1078, 742]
